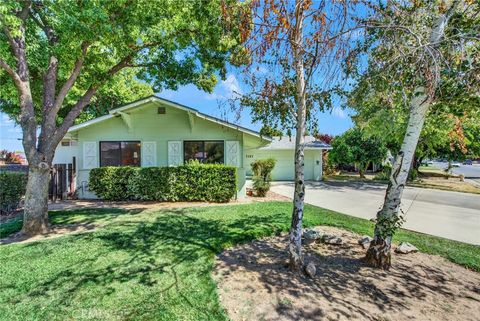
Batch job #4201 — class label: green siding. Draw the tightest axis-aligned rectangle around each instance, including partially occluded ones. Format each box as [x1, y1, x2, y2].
[245, 149, 322, 181]
[68, 101, 266, 198]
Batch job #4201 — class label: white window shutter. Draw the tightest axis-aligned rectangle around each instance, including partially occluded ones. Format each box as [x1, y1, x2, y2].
[168, 141, 182, 166]
[83, 141, 98, 169]
[225, 141, 240, 167]
[142, 141, 156, 167]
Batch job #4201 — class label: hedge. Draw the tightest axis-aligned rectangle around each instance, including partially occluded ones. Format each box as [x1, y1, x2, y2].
[89, 163, 237, 203]
[0, 171, 27, 214]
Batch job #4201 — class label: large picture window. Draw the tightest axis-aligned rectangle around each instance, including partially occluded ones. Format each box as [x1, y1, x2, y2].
[184, 140, 224, 164]
[100, 141, 141, 167]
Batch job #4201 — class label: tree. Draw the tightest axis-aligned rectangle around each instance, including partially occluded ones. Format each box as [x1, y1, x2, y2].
[348, 0, 479, 269]
[0, 149, 22, 164]
[0, 0, 244, 236]
[315, 133, 334, 145]
[234, 0, 357, 271]
[329, 128, 387, 178]
[350, 77, 480, 173]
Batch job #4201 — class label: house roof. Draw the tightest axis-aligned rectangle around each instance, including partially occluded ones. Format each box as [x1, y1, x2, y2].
[259, 136, 332, 150]
[67, 95, 271, 140]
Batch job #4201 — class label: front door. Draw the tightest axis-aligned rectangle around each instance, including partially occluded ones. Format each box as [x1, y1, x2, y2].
[313, 151, 322, 181]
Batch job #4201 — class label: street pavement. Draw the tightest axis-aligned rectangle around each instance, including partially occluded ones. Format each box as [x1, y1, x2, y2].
[433, 161, 480, 186]
[271, 180, 480, 245]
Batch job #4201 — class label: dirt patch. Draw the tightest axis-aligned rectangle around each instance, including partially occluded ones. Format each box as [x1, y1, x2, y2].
[412, 176, 480, 195]
[0, 222, 97, 245]
[246, 188, 292, 202]
[214, 226, 480, 321]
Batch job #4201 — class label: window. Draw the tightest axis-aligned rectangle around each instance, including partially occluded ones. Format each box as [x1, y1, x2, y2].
[100, 141, 141, 167]
[184, 141, 224, 164]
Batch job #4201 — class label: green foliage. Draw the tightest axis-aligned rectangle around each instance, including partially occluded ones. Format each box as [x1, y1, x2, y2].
[376, 214, 406, 240]
[374, 165, 392, 181]
[89, 164, 237, 203]
[0, 0, 245, 120]
[88, 167, 138, 201]
[0, 202, 478, 320]
[0, 171, 27, 214]
[259, 125, 283, 137]
[348, 1, 480, 161]
[70, 70, 154, 124]
[329, 128, 387, 177]
[251, 158, 276, 197]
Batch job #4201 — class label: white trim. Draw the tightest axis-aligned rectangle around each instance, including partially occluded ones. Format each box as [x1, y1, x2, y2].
[141, 141, 157, 167]
[259, 147, 332, 151]
[167, 141, 182, 166]
[67, 96, 270, 140]
[68, 114, 114, 132]
[83, 141, 98, 169]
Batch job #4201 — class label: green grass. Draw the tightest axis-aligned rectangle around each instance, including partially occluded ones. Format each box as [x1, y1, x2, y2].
[1, 202, 479, 321]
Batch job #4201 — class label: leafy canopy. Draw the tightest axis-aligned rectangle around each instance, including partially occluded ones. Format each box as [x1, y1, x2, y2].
[329, 127, 387, 172]
[347, 0, 480, 161]
[0, 0, 244, 122]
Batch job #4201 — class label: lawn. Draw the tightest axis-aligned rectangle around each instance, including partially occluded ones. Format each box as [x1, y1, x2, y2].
[1, 202, 479, 321]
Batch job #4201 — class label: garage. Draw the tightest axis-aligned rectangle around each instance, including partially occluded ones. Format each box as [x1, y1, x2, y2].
[244, 136, 331, 181]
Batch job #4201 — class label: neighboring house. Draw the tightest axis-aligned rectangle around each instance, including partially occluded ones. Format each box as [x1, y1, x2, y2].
[53, 96, 331, 199]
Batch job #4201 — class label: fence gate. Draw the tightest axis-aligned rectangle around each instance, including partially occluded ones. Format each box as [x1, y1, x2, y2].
[49, 163, 74, 201]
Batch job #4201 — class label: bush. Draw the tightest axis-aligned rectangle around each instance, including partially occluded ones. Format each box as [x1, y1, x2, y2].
[89, 167, 137, 200]
[0, 171, 27, 214]
[89, 164, 237, 202]
[251, 158, 276, 197]
[374, 165, 392, 181]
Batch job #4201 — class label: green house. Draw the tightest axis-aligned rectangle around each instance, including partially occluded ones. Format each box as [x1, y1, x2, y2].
[52, 96, 331, 199]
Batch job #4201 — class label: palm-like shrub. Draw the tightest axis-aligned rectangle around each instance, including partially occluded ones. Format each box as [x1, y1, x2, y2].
[251, 158, 276, 197]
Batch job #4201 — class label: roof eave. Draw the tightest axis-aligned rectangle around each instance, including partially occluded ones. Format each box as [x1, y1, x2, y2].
[66, 95, 270, 140]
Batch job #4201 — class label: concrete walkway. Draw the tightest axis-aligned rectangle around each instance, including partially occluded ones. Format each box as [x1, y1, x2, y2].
[271, 181, 480, 245]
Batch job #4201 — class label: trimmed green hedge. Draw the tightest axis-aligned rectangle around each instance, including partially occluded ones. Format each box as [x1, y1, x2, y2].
[89, 164, 237, 202]
[0, 171, 27, 214]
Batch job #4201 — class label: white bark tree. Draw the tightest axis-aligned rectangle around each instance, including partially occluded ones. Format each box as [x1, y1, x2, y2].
[235, 0, 357, 271]
[362, 0, 472, 269]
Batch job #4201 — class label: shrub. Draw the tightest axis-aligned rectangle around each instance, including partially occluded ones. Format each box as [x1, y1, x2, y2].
[89, 167, 137, 201]
[0, 171, 27, 214]
[374, 165, 392, 181]
[89, 164, 237, 202]
[251, 158, 276, 197]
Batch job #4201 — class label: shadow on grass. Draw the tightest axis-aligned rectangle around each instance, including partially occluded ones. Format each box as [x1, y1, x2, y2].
[2, 203, 479, 320]
[10, 208, 290, 319]
[0, 208, 145, 243]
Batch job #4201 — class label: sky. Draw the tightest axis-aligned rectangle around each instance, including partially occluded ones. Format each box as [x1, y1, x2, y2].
[0, 72, 353, 152]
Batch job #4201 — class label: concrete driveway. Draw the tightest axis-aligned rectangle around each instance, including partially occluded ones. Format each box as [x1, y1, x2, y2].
[271, 181, 480, 245]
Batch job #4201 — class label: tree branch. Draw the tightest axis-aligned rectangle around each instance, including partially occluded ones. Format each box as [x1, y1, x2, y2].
[52, 41, 90, 113]
[0, 59, 22, 86]
[48, 54, 133, 152]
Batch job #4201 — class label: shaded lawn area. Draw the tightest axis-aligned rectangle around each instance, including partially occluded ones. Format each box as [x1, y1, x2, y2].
[0, 202, 479, 321]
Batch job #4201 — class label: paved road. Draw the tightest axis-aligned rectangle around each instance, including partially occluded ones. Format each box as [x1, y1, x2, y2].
[433, 161, 480, 185]
[271, 181, 480, 245]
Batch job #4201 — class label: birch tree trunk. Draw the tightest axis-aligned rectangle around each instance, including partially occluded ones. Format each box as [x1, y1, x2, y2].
[365, 2, 457, 269]
[365, 89, 429, 269]
[288, 0, 307, 271]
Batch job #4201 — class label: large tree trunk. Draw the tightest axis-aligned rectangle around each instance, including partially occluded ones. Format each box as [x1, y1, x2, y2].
[288, 0, 306, 272]
[365, 90, 429, 269]
[365, 2, 457, 270]
[22, 164, 51, 235]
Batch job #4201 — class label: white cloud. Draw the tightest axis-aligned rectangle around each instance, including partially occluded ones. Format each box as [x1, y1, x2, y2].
[205, 74, 242, 100]
[331, 107, 347, 119]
